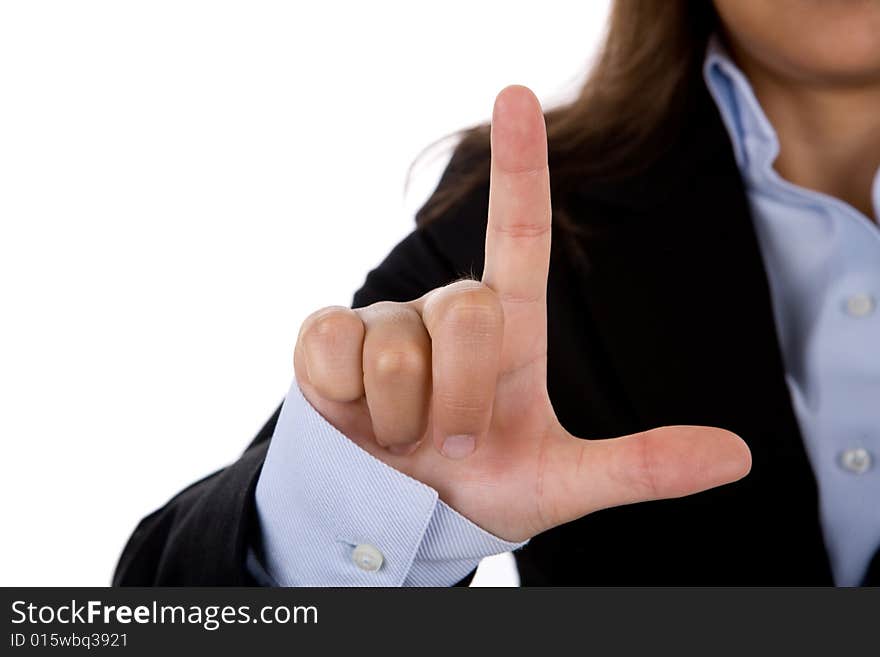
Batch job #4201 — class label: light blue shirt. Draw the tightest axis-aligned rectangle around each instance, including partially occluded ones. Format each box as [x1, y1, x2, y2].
[252, 39, 880, 587]
[705, 38, 880, 586]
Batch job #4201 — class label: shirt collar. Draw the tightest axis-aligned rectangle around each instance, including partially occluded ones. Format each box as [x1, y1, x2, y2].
[704, 36, 880, 218]
[703, 35, 781, 185]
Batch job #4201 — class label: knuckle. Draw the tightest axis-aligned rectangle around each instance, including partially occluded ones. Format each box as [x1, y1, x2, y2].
[435, 389, 489, 419]
[626, 434, 661, 498]
[303, 307, 362, 351]
[491, 217, 551, 240]
[443, 287, 503, 335]
[364, 300, 401, 316]
[371, 346, 428, 383]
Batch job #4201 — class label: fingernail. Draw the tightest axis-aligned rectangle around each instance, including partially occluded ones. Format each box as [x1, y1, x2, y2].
[441, 434, 475, 459]
[388, 442, 419, 456]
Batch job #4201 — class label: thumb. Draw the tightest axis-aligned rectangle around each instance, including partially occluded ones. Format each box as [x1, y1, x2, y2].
[538, 425, 752, 531]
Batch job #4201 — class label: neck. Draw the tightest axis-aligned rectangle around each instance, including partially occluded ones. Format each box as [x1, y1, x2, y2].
[733, 52, 880, 222]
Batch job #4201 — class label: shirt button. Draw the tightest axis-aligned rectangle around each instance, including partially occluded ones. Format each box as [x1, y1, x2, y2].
[351, 544, 384, 572]
[845, 294, 875, 318]
[840, 448, 872, 475]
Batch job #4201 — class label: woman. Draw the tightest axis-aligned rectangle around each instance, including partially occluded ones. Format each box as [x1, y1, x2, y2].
[115, 0, 880, 586]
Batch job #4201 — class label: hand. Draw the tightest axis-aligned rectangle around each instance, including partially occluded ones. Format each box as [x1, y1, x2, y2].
[293, 85, 751, 542]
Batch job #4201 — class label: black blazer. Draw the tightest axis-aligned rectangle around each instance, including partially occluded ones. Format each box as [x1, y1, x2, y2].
[113, 78, 880, 587]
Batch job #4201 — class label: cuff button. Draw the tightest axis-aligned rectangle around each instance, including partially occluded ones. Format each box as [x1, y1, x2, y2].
[352, 543, 384, 572]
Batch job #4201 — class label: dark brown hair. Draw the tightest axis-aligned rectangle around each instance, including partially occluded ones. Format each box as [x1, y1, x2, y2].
[416, 0, 719, 234]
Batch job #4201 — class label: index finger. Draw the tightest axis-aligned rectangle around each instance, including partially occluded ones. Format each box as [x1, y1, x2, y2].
[482, 85, 552, 308]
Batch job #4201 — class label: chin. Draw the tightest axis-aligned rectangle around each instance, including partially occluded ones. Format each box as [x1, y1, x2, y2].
[788, 28, 880, 86]
[715, 0, 880, 87]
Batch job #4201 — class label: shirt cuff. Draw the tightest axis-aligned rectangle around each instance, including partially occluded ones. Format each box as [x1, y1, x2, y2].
[253, 378, 525, 587]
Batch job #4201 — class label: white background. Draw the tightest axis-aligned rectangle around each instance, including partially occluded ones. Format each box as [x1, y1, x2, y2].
[0, 0, 610, 586]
